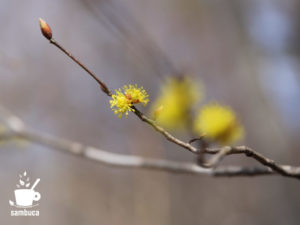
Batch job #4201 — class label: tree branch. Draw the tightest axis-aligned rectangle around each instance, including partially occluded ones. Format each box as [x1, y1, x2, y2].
[132, 106, 199, 154]
[0, 105, 298, 179]
[204, 146, 300, 178]
[1, 123, 273, 177]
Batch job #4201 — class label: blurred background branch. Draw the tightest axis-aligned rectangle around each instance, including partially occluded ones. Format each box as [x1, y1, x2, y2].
[2, 104, 300, 179]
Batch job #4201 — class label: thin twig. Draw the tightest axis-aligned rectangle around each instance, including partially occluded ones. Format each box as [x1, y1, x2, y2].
[49, 38, 111, 96]
[132, 106, 199, 154]
[204, 146, 300, 178]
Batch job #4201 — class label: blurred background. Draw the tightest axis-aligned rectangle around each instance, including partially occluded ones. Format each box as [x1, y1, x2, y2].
[1, 0, 300, 224]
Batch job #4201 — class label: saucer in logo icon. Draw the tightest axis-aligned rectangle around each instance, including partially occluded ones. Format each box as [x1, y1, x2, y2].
[9, 171, 41, 208]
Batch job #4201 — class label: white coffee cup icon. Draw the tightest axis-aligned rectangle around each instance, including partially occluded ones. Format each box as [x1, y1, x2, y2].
[14, 189, 41, 207]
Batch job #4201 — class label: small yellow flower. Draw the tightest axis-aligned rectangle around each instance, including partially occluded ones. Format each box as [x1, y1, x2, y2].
[150, 76, 203, 130]
[123, 84, 149, 105]
[194, 103, 244, 145]
[110, 84, 149, 118]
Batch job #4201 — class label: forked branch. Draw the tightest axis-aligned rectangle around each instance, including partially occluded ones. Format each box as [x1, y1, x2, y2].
[0, 106, 273, 177]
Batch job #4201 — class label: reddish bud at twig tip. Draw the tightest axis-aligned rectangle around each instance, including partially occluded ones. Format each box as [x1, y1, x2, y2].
[39, 18, 52, 40]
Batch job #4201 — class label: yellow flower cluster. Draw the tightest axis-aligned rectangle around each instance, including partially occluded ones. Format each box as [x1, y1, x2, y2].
[150, 77, 202, 130]
[111, 77, 244, 145]
[194, 103, 244, 144]
[110, 84, 149, 118]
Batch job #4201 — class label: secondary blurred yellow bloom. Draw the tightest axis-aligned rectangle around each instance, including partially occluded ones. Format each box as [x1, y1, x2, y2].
[110, 84, 149, 118]
[151, 76, 203, 130]
[194, 103, 244, 145]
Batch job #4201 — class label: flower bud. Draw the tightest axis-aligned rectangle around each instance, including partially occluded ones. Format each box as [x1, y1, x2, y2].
[39, 18, 52, 40]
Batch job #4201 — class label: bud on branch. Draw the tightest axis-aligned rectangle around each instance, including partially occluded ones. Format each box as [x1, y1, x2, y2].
[38, 17, 112, 96]
[39, 18, 52, 40]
